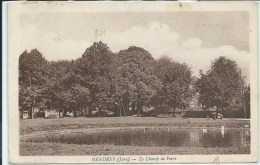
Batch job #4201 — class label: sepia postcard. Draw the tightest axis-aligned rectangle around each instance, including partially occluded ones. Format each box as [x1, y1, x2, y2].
[8, 1, 258, 164]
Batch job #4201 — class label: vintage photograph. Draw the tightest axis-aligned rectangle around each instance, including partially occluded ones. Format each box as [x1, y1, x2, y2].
[8, 1, 258, 164]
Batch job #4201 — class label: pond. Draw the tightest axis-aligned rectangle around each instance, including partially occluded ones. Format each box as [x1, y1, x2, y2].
[25, 128, 250, 149]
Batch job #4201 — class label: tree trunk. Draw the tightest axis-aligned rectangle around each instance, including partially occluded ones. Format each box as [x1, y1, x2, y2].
[123, 100, 129, 116]
[137, 102, 142, 116]
[31, 95, 35, 119]
[81, 107, 84, 116]
[85, 105, 87, 117]
[139, 104, 143, 114]
[88, 103, 93, 117]
[243, 89, 246, 118]
[31, 106, 34, 119]
[89, 91, 96, 117]
[73, 109, 76, 118]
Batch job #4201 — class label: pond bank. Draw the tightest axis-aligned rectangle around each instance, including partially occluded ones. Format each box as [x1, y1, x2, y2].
[20, 142, 250, 155]
[20, 117, 250, 135]
[20, 117, 250, 155]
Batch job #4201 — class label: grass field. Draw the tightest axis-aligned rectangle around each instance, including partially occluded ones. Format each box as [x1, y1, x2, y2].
[20, 117, 250, 155]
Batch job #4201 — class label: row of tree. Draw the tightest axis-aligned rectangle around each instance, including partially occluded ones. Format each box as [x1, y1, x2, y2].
[19, 41, 250, 118]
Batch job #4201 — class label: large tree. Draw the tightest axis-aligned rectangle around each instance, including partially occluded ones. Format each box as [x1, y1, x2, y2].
[155, 57, 193, 114]
[113, 46, 160, 115]
[19, 49, 48, 118]
[196, 56, 245, 111]
[75, 42, 114, 116]
[44, 60, 90, 117]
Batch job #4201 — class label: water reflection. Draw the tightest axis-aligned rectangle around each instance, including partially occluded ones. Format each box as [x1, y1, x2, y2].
[26, 128, 250, 149]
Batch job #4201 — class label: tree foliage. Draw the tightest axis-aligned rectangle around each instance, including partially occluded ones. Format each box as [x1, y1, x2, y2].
[74, 42, 114, 115]
[196, 56, 245, 111]
[19, 43, 249, 118]
[155, 57, 193, 113]
[19, 49, 48, 118]
[114, 46, 160, 114]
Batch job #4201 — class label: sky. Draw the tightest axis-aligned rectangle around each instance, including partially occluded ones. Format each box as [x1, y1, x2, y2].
[18, 12, 250, 79]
